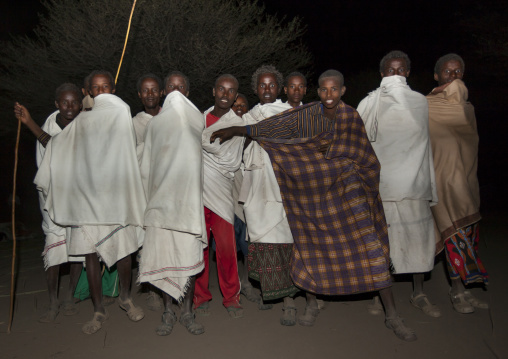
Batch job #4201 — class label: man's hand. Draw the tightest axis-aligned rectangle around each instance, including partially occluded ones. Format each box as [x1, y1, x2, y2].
[429, 82, 451, 95]
[14, 102, 33, 125]
[210, 126, 248, 144]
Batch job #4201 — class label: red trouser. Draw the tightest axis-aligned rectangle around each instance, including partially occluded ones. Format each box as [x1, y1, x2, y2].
[194, 207, 241, 308]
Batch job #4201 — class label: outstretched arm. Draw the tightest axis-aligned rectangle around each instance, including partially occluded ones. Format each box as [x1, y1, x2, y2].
[210, 126, 248, 144]
[14, 102, 51, 147]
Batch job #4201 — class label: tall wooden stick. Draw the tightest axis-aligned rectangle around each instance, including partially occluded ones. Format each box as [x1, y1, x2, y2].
[8, 118, 22, 334]
[115, 0, 138, 85]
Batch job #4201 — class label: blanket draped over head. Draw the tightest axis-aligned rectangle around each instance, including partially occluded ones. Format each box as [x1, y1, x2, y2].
[201, 107, 245, 224]
[138, 91, 206, 301]
[34, 94, 146, 227]
[357, 75, 438, 273]
[427, 79, 480, 252]
[36, 111, 73, 268]
[248, 101, 391, 295]
[240, 100, 294, 244]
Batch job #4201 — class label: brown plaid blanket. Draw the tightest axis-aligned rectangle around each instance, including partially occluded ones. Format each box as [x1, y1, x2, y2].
[250, 102, 391, 295]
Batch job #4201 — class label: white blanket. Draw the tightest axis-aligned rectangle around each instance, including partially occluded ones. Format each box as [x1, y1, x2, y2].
[240, 100, 294, 244]
[357, 75, 437, 273]
[201, 107, 245, 224]
[357, 76, 437, 203]
[37, 111, 72, 268]
[138, 91, 206, 300]
[132, 111, 153, 162]
[34, 94, 146, 227]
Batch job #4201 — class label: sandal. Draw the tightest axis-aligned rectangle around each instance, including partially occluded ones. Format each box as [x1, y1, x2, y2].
[298, 305, 319, 327]
[241, 284, 261, 304]
[61, 300, 79, 316]
[103, 295, 116, 306]
[449, 291, 474, 314]
[463, 290, 489, 309]
[280, 306, 297, 326]
[226, 304, 244, 319]
[156, 310, 177, 336]
[367, 296, 383, 316]
[195, 301, 211, 316]
[82, 311, 109, 335]
[179, 312, 205, 335]
[146, 290, 163, 312]
[410, 293, 441, 318]
[258, 299, 273, 311]
[118, 298, 145, 322]
[385, 315, 417, 342]
[39, 304, 60, 323]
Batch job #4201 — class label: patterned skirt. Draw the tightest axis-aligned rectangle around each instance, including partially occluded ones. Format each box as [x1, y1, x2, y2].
[248, 243, 299, 300]
[444, 223, 488, 285]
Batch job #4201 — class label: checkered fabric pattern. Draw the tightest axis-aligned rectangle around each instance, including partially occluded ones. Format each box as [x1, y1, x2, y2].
[250, 102, 392, 295]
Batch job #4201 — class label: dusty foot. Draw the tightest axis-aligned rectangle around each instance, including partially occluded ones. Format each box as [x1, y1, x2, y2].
[195, 301, 211, 316]
[156, 310, 177, 336]
[39, 304, 59, 323]
[119, 298, 145, 322]
[146, 290, 163, 311]
[385, 316, 417, 341]
[180, 312, 205, 335]
[298, 305, 320, 327]
[61, 300, 79, 316]
[280, 305, 297, 326]
[82, 311, 108, 335]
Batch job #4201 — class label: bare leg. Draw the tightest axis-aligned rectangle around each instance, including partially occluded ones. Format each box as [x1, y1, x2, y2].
[61, 262, 83, 316]
[180, 276, 204, 335]
[412, 273, 424, 297]
[39, 265, 60, 322]
[380, 287, 417, 341]
[280, 296, 297, 326]
[410, 273, 441, 317]
[297, 292, 319, 327]
[117, 254, 144, 321]
[448, 276, 487, 312]
[85, 254, 104, 315]
[81, 254, 107, 334]
[156, 292, 177, 336]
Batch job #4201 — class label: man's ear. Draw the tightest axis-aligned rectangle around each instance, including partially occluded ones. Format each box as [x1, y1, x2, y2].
[112, 88, 116, 94]
[406, 70, 410, 77]
[380, 71, 385, 78]
[284, 86, 288, 95]
[341, 86, 346, 96]
[138, 92, 142, 99]
[55, 100, 60, 109]
[434, 73, 439, 82]
[212, 88, 216, 97]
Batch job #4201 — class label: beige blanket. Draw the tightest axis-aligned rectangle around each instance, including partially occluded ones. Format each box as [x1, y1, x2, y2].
[138, 91, 206, 301]
[427, 79, 481, 252]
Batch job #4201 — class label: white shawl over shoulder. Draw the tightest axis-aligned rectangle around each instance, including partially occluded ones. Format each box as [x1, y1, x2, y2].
[357, 76, 437, 203]
[34, 94, 146, 226]
[201, 107, 245, 223]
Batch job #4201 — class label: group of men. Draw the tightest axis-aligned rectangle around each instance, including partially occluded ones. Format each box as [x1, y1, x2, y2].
[13, 50, 487, 342]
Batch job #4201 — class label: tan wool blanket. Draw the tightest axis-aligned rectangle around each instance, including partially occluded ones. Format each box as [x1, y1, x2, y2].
[427, 79, 481, 252]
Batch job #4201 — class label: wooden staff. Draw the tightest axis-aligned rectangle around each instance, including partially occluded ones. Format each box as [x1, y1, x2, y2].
[8, 118, 22, 334]
[115, 0, 138, 85]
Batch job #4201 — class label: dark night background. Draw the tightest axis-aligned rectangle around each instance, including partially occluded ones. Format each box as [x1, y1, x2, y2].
[0, 0, 506, 230]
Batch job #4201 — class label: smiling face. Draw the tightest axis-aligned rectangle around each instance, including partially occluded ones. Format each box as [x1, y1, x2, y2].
[381, 58, 410, 78]
[55, 90, 82, 121]
[213, 78, 238, 111]
[232, 96, 248, 117]
[284, 75, 307, 107]
[89, 74, 115, 97]
[256, 73, 279, 105]
[138, 78, 162, 111]
[318, 77, 346, 116]
[434, 59, 464, 86]
[165, 75, 189, 97]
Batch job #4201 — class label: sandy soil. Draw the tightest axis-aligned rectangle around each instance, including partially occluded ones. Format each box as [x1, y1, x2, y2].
[0, 209, 507, 359]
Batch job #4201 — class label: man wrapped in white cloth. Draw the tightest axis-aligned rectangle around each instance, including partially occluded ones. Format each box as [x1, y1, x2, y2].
[194, 75, 245, 318]
[357, 51, 440, 318]
[14, 83, 86, 323]
[35, 70, 147, 334]
[139, 89, 207, 336]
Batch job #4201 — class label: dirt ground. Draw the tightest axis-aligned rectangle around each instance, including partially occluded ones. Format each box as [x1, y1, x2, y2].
[0, 208, 506, 359]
